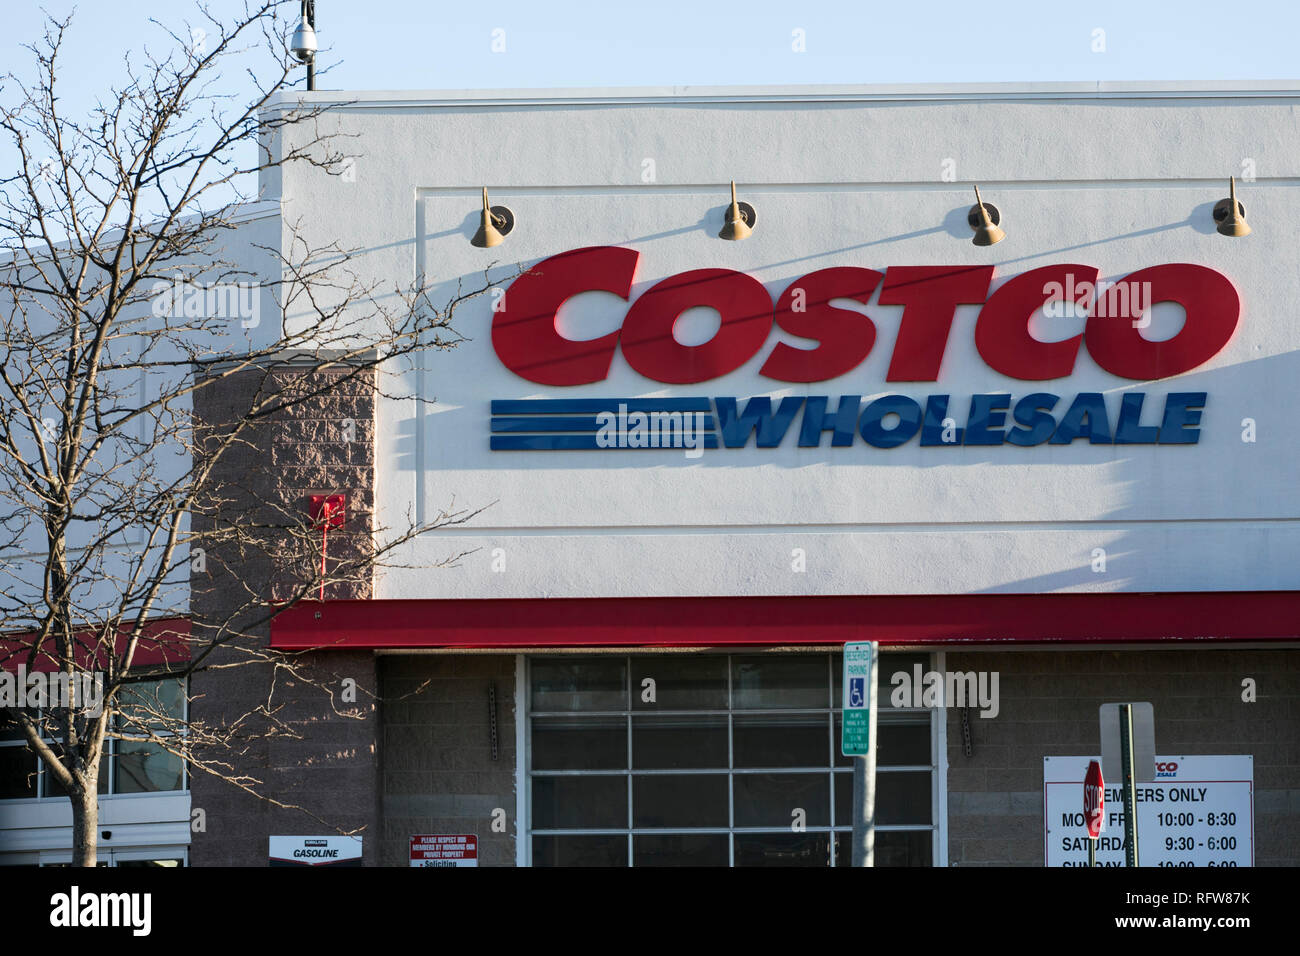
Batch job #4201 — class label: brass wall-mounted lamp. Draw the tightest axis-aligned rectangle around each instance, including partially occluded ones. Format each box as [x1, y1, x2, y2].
[1213, 177, 1251, 237]
[718, 181, 755, 240]
[968, 185, 1005, 246]
[471, 187, 516, 248]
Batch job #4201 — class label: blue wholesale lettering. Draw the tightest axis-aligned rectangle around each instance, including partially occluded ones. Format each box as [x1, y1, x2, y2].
[708, 392, 1204, 448]
[488, 392, 1207, 450]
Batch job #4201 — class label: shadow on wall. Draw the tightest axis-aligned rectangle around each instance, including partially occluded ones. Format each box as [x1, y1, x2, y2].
[378, 220, 1300, 594]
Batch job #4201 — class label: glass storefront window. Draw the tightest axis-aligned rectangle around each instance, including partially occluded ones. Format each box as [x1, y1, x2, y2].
[634, 833, 728, 866]
[532, 776, 626, 830]
[116, 679, 186, 730]
[530, 659, 627, 712]
[109, 678, 187, 795]
[0, 710, 38, 799]
[731, 655, 827, 710]
[630, 655, 727, 710]
[834, 830, 933, 867]
[41, 751, 110, 797]
[533, 715, 626, 770]
[113, 741, 185, 794]
[532, 834, 628, 867]
[528, 652, 938, 866]
[0, 678, 188, 801]
[0, 744, 37, 800]
[115, 858, 183, 867]
[632, 714, 727, 769]
[733, 773, 831, 828]
[734, 832, 831, 867]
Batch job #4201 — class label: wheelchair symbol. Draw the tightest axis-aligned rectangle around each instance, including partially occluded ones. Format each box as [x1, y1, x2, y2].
[848, 677, 865, 708]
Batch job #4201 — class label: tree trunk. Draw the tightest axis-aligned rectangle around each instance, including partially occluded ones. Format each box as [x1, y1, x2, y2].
[71, 780, 99, 867]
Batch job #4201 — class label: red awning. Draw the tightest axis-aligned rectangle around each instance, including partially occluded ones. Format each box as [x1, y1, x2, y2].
[0, 617, 191, 672]
[268, 592, 1300, 650]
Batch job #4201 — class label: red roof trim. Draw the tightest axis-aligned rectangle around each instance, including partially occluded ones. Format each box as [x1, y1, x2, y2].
[0, 617, 191, 673]
[268, 593, 1300, 650]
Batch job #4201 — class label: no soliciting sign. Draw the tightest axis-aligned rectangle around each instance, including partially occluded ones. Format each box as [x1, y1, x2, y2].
[411, 834, 478, 867]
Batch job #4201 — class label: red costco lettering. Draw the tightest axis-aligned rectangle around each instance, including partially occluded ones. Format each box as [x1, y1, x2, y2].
[491, 246, 638, 386]
[1085, 264, 1239, 380]
[877, 266, 994, 381]
[1156, 762, 1179, 772]
[490, 247, 1240, 386]
[976, 264, 1099, 381]
[760, 267, 882, 383]
[621, 269, 772, 384]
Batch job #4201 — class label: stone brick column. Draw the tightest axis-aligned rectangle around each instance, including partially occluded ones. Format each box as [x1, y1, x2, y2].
[189, 362, 379, 866]
[378, 655, 518, 866]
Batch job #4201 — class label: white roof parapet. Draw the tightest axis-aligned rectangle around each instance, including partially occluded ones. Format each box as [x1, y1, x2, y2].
[263, 79, 1300, 112]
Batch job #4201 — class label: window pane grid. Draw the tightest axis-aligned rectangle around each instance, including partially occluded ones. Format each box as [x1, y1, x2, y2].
[727, 657, 735, 867]
[528, 653, 937, 867]
[530, 707, 933, 717]
[531, 825, 933, 833]
[532, 766, 935, 776]
[0, 680, 189, 801]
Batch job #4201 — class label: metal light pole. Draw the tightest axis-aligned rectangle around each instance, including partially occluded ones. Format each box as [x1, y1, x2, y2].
[850, 649, 878, 867]
[305, 1, 315, 91]
[850, 724, 878, 865]
[1120, 703, 1139, 867]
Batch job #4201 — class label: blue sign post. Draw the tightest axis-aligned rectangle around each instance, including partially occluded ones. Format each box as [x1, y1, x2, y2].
[841, 642, 878, 866]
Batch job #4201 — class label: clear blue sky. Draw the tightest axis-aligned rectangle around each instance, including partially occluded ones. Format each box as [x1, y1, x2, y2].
[5, 0, 1299, 103]
[3, 0, 1297, 229]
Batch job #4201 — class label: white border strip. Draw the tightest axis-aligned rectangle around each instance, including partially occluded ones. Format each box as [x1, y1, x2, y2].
[934, 649, 950, 867]
[266, 80, 1300, 112]
[514, 653, 528, 868]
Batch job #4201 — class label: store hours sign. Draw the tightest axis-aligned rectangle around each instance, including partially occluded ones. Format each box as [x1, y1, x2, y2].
[1044, 756, 1253, 867]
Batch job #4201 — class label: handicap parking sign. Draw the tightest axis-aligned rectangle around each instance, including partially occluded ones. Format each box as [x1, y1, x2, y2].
[848, 677, 865, 708]
[841, 642, 876, 756]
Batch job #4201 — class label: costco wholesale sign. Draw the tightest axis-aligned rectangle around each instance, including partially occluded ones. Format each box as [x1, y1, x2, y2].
[1043, 757, 1253, 867]
[489, 248, 1239, 452]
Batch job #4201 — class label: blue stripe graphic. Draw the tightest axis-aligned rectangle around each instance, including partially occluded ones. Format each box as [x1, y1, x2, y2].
[490, 397, 719, 451]
[492, 415, 717, 433]
[491, 434, 721, 451]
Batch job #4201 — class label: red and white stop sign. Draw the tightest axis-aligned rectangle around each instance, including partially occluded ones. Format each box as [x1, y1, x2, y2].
[1083, 759, 1105, 838]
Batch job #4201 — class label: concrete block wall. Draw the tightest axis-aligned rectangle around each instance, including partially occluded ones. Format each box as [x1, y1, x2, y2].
[945, 648, 1300, 867]
[190, 363, 380, 865]
[378, 655, 517, 866]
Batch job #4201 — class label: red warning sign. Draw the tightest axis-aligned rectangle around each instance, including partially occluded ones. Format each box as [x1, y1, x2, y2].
[410, 834, 479, 867]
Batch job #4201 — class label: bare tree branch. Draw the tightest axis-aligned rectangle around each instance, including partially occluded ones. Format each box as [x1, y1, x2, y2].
[0, 2, 518, 862]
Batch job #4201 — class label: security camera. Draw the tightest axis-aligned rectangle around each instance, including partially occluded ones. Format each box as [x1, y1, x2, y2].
[290, 18, 317, 63]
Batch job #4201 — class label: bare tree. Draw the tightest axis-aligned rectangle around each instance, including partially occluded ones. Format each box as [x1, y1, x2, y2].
[0, 3, 506, 864]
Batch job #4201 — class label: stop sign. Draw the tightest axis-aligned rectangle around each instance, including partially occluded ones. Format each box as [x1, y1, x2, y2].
[1083, 759, 1105, 839]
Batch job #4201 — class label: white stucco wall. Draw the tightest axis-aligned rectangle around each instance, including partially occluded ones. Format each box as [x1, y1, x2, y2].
[268, 83, 1300, 599]
[0, 205, 281, 620]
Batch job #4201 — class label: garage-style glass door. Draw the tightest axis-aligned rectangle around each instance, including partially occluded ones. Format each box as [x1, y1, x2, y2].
[527, 652, 938, 866]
